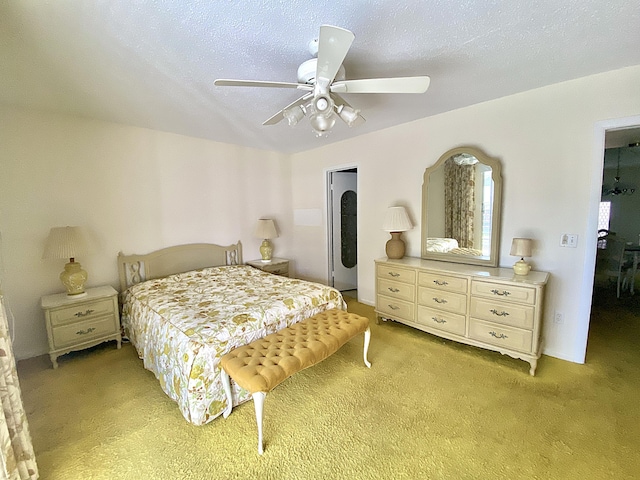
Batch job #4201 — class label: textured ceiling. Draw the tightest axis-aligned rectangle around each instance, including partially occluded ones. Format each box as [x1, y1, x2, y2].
[2, 1, 639, 153]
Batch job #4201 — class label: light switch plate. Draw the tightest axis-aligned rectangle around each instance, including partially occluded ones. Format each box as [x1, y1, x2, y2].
[560, 234, 578, 248]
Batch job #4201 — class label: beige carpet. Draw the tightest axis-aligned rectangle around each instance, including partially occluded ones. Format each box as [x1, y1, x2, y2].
[17, 293, 640, 479]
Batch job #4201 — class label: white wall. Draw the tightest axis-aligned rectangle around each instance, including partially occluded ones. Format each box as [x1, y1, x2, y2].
[290, 65, 640, 364]
[0, 106, 291, 359]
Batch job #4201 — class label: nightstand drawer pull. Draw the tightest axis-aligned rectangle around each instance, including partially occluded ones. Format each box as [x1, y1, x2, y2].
[489, 331, 508, 339]
[490, 289, 511, 297]
[387, 304, 400, 310]
[433, 280, 449, 286]
[387, 287, 400, 293]
[76, 327, 96, 335]
[490, 309, 509, 317]
[432, 317, 447, 324]
[74, 309, 95, 318]
[433, 297, 448, 304]
[387, 272, 400, 278]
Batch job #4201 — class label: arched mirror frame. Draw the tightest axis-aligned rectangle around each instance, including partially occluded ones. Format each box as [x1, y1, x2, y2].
[421, 146, 503, 267]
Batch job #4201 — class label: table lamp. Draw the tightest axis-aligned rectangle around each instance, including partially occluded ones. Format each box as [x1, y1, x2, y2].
[43, 226, 90, 296]
[382, 207, 413, 259]
[510, 237, 533, 275]
[254, 219, 278, 262]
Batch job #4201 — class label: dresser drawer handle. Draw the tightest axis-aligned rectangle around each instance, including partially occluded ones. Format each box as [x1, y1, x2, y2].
[432, 297, 448, 304]
[489, 331, 508, 339]
[74, 309, 95, 318]
[491, 289, 511, 297]
[387, 304, 400, 311]
[388, 287, 400, 293]
[490, 309, 509, 317]
[76, 327, 96, 335]
[432, 317, 447, 324]
[433, 280, 449, 286]
[388, 272, 400, 278]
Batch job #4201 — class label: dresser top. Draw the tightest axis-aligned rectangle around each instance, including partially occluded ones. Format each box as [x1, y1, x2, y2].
[376, 257, 550, 285]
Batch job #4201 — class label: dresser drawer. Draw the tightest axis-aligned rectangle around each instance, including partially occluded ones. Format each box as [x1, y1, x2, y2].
[468, 318, 533, 353]
[469, 297, 535, 329]
[376, 265, 416, 285]
[51, 315, 119, 349]
[418, 271, 468, 294]
[417, 287, 467, 315]
[471, 280, 536, 305]
[50, 298, 116, 326]
[377, 278, 415, 302]
[417, 306, 466, 336]
[377, 294, 414, 322]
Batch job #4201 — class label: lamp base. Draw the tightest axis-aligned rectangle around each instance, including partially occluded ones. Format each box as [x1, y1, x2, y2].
[385, 232, 406, 259]
[513, 259, 531, 276]
[259, 239, 273, 262]
[60, 260, 88, 295]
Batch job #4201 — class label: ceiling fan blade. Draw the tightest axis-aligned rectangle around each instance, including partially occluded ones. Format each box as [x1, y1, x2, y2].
[315, 25, 355, 89]
[214, 79, 313, 91]
[331, 93, 366, 126]
[331, 76, 431, 94]
[262, 93, 313, 126]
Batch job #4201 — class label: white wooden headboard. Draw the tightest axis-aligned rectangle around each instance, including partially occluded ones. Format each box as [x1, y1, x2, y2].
[117, 241, 243, 292]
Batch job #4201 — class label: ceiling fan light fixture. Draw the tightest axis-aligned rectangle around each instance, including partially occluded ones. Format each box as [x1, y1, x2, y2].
[336, 104, 360, 127]
[283, 105, 305, 126]
[313, 94, 333, 114]
[309, 111, 336, 137]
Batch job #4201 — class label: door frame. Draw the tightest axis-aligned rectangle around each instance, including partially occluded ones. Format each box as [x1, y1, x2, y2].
[579, 114, 640, 362]
[326, 164, 359, 291]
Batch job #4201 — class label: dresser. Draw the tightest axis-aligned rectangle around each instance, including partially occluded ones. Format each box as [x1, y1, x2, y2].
[246, 258, 290, 277]
[41, 285, 122, 368]
[375, 257, 549, 375]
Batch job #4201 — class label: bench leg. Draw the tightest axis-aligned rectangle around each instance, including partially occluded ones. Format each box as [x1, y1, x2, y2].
[363, 327, 372, 368]
[220, 369, 233, 418]
[252, 392, 267, 455]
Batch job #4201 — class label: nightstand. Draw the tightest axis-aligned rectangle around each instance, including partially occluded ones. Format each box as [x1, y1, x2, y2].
[246, 258, 290, 277]
[41, 285, 122, 368]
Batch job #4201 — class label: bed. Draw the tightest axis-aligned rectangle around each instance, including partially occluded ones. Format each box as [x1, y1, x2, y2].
[117, 242, 346, 426]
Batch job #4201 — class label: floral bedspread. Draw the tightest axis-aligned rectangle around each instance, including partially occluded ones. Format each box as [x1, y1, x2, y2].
[121, 265, 345, 425]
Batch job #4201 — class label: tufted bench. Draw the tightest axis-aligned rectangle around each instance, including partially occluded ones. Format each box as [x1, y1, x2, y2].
[220, 309, 371, 454]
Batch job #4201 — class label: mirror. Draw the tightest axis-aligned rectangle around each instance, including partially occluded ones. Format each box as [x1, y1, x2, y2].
[421, 146, 502, 267]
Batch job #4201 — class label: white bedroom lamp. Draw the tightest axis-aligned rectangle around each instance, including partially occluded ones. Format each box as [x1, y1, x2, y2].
[254, 219, 278, 262]
[510, 238, 533, 275]
[382, 206, 413, 259]
[43, 226, 90, 296]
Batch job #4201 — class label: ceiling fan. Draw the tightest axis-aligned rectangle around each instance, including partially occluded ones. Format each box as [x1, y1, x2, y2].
[214, 25, 430, 137]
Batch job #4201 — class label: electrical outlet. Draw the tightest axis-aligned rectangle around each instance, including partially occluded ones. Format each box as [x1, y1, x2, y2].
[554, 311, 564, 324]
[560, 234, 578, 248]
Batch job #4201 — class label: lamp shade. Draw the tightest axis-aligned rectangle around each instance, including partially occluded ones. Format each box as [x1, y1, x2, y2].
[382, 207, 413, 232]
[254, 219, 278, 239]
[42, 226, 89, 260]
[510, 238, 533, 258]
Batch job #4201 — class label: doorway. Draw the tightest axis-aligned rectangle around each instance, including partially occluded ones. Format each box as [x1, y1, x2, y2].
[327, 167, 358, 294]
[584, 118, 640, 362]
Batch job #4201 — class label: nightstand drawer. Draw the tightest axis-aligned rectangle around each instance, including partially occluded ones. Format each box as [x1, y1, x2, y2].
[260, 263, 288, 276]
[51, 315, 119, 349]
[50, 298, 115, 326]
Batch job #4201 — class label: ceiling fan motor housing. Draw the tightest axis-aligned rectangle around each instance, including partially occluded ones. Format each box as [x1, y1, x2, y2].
[297, 58, 346, 85]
